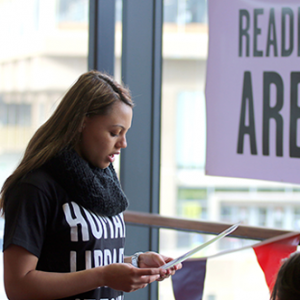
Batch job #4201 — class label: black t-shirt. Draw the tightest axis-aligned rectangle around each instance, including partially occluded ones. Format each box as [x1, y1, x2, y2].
[3, 167, 126, 300]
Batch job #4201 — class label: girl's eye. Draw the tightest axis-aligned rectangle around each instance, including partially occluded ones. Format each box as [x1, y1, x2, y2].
[110, 132, 118, 137]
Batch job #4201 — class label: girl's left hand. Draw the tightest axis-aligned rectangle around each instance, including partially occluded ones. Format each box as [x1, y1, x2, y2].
[138, 252, 182, 281]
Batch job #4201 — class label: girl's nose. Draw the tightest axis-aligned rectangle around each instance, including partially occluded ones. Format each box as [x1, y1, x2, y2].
[117, 135, 127, 149]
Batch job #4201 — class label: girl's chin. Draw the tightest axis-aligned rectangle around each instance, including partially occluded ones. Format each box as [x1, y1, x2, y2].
[99, 162, 110, 169]
[88, 159, 110, 169]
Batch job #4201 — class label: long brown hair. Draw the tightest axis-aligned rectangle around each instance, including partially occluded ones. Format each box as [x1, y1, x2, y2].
[0, 70, 133, 213]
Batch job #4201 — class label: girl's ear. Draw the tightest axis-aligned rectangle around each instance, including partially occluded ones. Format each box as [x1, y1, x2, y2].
[78, 118, 87, 132]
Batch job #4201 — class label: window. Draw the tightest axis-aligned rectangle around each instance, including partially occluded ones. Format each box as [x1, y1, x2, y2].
[258, 208, 267, 227]
[293, 207, 300, 230]
[178, 188, 208, 219]
[57, 0, 88, 24]
[176, 92, 206, 169]
[159, 0, 300, 298]
[0, 99, 31, 126]
[221, 206, 233, 223]
[164, 0, 207, 24]
[274, 207, 284, 228]
[0, 1, 88, 298]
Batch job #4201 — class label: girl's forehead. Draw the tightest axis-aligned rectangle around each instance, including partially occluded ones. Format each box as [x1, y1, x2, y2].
[87, 102, 132, 129]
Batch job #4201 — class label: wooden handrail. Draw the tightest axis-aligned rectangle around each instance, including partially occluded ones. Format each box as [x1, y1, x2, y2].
[124, 210, 296, 241]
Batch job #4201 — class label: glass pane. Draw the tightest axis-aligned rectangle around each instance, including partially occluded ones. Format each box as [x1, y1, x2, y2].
[111, 0, 123, 176]
[0, 0, 88, 298]
[159, 0, 300, 298]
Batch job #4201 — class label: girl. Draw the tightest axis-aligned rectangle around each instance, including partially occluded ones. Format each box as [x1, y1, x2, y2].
[1, 70, 180, 300]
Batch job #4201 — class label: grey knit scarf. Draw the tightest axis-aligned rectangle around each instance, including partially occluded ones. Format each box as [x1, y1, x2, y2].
[45, 149, 129, 216]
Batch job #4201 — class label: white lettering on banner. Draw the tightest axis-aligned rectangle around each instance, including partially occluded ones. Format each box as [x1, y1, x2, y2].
[70, 248, 124, 270]
[119, 248, 124, 263]
[101, 217, 115, 239]
[86, 250, 92, 270]
[64, 202, 125, 275]
[63, 202, 125, 241]
[82, 206, 104, 239]
[94, 249, 103, 267]
[99, 216, 108, 239]
[104, 249, 112, 266]
[63, 202, 89, 242]
[104, 248, 117, 265]
[112, 215, 125, 238]
[71, 251, 76, 272]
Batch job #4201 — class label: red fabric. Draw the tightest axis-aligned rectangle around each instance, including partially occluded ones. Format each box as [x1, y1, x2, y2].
[253, 233, 300, 293]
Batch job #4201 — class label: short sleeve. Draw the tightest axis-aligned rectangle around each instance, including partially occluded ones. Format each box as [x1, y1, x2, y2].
[3, 181, 53, 257]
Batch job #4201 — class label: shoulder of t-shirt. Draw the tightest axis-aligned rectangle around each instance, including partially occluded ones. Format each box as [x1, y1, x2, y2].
[19, 166, 65, 197]
[5, 166, 69, 217]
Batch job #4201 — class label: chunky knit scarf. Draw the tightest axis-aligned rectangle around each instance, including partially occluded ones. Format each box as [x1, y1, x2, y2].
[45, 149, 129, 216]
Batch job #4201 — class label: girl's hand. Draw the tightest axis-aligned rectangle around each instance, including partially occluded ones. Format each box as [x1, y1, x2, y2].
[138, 252, 182, 281]
[102, 263, 166, 292]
